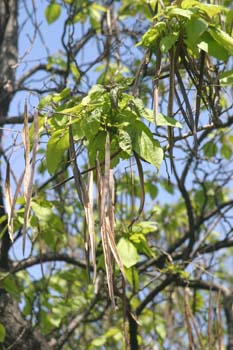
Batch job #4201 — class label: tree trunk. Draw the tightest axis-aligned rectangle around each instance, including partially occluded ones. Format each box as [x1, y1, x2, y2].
[0, 0, 17, 270]
[0, 292, 51, 350]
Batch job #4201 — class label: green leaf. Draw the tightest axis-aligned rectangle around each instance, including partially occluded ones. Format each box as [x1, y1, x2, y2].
[31, 201, 53, 222]
[45, 3, 61, 24]
[143, 110, 182, 128]
[72, 110, 100, 141]
[118, 129, 132, 155]
[91, 335, 106, 347]
[124, 267, 139, 291]
[198, 32, 229, 61]
[161, 179, 174, 194]
[88, 131, 106, 166]
[209, 27, 233, 55]
[219, 70, 233, 86]
[157, 113, 182, 128]
[117, 238, 139, 268]
[39, 94, 54, 109]
[70, 63, 80, 78]
[46, 130, 69, 174]
[168, 7, 192, 19]
[198, 3, 224, 17]
[226, 9, 233, 36]
[52, 304, 71, 318]
[0, 323, 6, 343]
[181, 0, 223, 17]
[185, 17, 208, 47]
[58, 104, 82, 116]
[132, 221, 158, 234]
[126, 121, 163, 169]
[130, 232, 155, 258]
[52, 88, 71, 103]
[156, 323, 166, 340]
[137, 22, 166, 47]
[89, 325, 122, 348]
[87, 84, 107, 100]
[47, 56, 67, 70]
[203, 141, 218, 158]
[105, 327, 122, 340]
[40, 309, 53, 334]
[160, 32, 178, 52]
[145, 181, 158, 199]
[3, 276, 21, 299]
[221, 143, 232, 160]
[89, 4, 105, 30]
[49, 315, 61, 328]
[91, 4, 107, 12]
[31, 200, 64, 230]
[134, 132, 163, 169]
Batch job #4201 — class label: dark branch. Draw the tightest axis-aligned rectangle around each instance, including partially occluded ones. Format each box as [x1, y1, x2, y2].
[11, 252, 88, 273]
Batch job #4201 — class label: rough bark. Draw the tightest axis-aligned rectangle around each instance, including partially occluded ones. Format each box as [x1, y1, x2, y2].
[0, 0, 17, 114]
[0, 0, 17, 270]
[0, 292, 50, 350]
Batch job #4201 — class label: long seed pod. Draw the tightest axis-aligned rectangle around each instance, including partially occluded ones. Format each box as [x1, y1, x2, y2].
[4, 162, 13, 241]
[22, 108, 39, 254]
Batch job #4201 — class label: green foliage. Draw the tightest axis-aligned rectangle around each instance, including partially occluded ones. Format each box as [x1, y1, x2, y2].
[138, 0, 233, 60]
[30, 199, 65, 249]
[2, 1, 233, 349]
[46, 129, 69, 175]
[0, 323, 6, 343]
[89, 327, 122, 348]
[144, 111, 182, 128]
[203, 141, 218, 158]
[42, 84, 165, 172]
[117, 237, 139, 268]
[45, 2, 61, 24]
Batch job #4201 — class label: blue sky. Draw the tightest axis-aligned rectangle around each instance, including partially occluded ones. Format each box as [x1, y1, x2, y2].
[5, 1, 233, 280]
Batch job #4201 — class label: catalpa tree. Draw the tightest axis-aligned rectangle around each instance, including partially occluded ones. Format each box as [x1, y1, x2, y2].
[0, 1, 233, 349]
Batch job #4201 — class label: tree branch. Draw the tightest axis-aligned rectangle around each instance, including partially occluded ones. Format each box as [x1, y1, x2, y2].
[136, 275, 175, 316]
[11, 252, 88, 273]
[176, 278, 229, 295]
[0, 115, 33, 126]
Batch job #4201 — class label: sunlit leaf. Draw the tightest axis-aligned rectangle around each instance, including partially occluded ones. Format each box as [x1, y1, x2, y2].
[117, 237, 139, 268]
[185, 17, 208, 46]
[132, 221, 158, 234]
[124, 267, 139, 291]
[91, 335, 106, 347]
[219, 70, 233, 85]
[45, 3, 61, 24]
[209, 26, 233, 55]
[198, 32, 229, 60]
[221, 143, 232, 160]
[46, 130, 69, 174]
[168, 7, 192, 18]
[126, 121, 163, 169]
[137, 22, 166, 47]
[160, 32, 178, 52]
[181, 0, 223, 16]
[118, 129, 132, 155]
[144, 110, 182, 128]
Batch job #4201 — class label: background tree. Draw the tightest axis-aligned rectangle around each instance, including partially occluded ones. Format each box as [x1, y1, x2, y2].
[0, 0, 233, 349]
